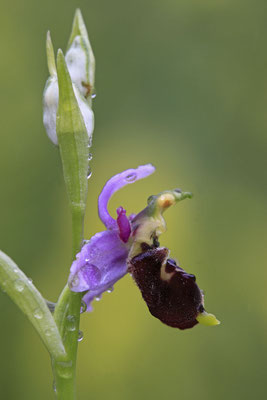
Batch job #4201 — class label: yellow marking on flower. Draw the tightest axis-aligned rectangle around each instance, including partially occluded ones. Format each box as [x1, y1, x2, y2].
[196, 311, 220, 326]
[157, 193, 176, 209]
[160, 262, 174, 282]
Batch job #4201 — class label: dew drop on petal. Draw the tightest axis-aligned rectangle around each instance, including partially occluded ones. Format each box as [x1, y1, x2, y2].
[14, 279, 24, 292]
[71, 276, 80, 288]
[95, 295, 101, 302]
[125, 173, 137, 183]
[82, 264, 102, 287]
[107, 286, 114, 293]
[78, 330, 83, 342]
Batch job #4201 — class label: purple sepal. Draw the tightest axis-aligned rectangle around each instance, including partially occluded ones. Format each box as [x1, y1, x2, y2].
[98, 164, 155, 229]
[68, 230, 129, 309]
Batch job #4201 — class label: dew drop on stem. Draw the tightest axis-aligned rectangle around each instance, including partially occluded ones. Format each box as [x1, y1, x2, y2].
[14, 279, 24, 292]
[80, 301, 87, 314]
[66, 315, 76, 331]
[78, 330, 83, 342]
[33, 309, 43, 320]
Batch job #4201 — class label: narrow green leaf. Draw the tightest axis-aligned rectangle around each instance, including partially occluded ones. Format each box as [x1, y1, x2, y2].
[46, 31, 57, 76]
[56, 49, 89, 216]
[68, 9, 90, 49]
[0, 250, 66, 359]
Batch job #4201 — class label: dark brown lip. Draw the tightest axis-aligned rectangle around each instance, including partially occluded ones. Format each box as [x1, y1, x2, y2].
[128, 246, 203, 330]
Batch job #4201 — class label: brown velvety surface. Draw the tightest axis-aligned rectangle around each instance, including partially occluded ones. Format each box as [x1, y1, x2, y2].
[129, 247, 203, 330]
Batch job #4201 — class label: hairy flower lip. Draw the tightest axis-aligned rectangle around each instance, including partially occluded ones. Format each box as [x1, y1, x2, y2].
[128, 246, 203, 330]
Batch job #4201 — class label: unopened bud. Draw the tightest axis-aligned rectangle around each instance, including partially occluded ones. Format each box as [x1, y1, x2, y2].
[43, 9, 95, 146]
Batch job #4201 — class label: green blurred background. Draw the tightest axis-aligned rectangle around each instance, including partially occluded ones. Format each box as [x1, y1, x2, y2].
[0, 0, 266, 398]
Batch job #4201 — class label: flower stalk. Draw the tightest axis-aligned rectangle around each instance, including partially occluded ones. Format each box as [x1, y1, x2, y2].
[46, 10, 95, 398]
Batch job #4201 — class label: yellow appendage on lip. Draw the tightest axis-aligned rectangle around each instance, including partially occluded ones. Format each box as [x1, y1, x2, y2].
[157, 193, 176, 209]
[196, 311, 220, 326]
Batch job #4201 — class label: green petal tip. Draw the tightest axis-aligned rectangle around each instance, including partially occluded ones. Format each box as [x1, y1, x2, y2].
[46, 31, 57, 76]
[196, 311, 221, 327]
[67, 9, 89, 49]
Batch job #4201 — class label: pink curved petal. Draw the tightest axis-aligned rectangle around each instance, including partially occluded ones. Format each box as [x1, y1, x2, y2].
[98, 164, 155, 229]
[116, 207, 131, 243]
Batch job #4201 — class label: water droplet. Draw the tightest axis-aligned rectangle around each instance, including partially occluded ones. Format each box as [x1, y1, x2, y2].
[80, 301, 87, 314]
[46, 300, 56, 313]
[88, 136, 93, 148]
[95, 295, 101, 302]
[125, 173, 137, 183]
[14, 279, 24, 292]
[71, 276, 80, 288]
[87, 168, 92, 179]
[83, 264, 101, 286]
[45, 328, 52, 337]
[85, 258, 90, 262]
[28, 277, 33, 284]
[55, 360, 73, 379]
[82, 240, 89, 246]
[67, 315, 76, 331]
[1, 282, 7, 293]
[53, 380, 57, 393]
[88, 153, 93, 161]
[13, 268, 18, 273]
[107, 286, 114, 293]
[33, 309, 43, 320]
[91, 92, 96, 99]
[78, 330, 83, 342]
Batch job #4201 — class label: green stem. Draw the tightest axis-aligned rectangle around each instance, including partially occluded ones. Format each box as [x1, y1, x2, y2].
[71, 207, 85, 258]
[53, 207, 85, 399]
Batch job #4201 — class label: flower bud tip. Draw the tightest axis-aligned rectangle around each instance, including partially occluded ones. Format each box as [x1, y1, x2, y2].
[46, 31, 57, 76]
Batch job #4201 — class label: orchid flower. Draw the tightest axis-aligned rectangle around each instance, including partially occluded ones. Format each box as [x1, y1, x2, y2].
[68, 164, 219, 330]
